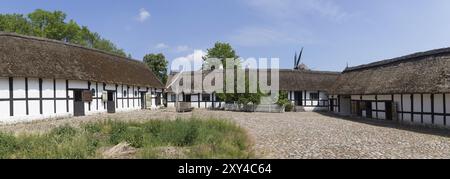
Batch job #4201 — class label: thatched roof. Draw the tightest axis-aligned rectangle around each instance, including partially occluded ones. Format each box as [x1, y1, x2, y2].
[0, 33, 164, 88]
[279, 69, 340, 91]
[166, 69, 340, 93]
[331, 47, 450, 95]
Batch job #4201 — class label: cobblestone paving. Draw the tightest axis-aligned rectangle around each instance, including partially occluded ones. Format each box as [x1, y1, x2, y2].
[2, 109, 450, 159]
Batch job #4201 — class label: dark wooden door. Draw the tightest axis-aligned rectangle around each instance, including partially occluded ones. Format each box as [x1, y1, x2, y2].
[184, 94, 191, 102]
[74, 90, 85, 116]
[141, 92, 146, 109]
[366, 101, 373, 118]
[107, 91, 115, 113]
[294, 92, 303, 106]
[386, 102, 393, 120]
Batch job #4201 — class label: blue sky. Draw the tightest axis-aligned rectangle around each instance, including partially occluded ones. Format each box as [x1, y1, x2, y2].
[2, 0, 450, 72]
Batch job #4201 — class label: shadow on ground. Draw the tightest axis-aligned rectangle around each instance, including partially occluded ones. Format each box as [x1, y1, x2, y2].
[317, 112, 450, 138]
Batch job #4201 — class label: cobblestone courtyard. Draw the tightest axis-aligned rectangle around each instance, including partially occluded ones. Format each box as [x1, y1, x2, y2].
[2, 109, 450, 159]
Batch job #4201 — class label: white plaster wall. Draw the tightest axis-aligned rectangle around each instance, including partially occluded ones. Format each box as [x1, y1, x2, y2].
[68, 80, 88, 89]
[13, 100, 26, 116]
[13, 78, 26, 98]
[28, 78, 39, 98]
[55, 80, 66, 98]
[435, 94, 444, 113]
[105, 83, 116, 91]
[378, 95, 392, 101]
[402, 94, 412, 112]
[42, 79, 54, 98]
[423, 94, 431, 113]
[0, 78, 9, 99]
[0, 101, 10, 118]
[43, 100, 54, 115]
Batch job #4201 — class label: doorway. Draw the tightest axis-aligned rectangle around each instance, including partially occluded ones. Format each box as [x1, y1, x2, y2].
[365, 101, 373, 118]
[73, 90, 85, 116]
[140, 92, 146, 109]
[385, 102, 393, 120]
[107, 91, 115, 113]
[294, 91, 303, 106]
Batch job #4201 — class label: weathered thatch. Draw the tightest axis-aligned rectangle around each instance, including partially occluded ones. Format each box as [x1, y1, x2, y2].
[166, 69, 340, 93]
[279, 69, 340, 91]
[331, 47, 450, 95]
[0, 33, 164, 88]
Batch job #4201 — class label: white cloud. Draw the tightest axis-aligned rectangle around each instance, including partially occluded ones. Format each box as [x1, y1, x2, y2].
[245, 0, 349, 22]
[155, 43, 169, 49]
[171, 50, 206, 71]
[137, 8, 151, 22]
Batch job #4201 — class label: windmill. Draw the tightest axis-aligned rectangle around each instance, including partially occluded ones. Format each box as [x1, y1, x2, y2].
[294, 47, 308, 70]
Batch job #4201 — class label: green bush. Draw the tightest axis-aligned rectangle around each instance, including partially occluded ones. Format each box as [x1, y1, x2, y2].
[285, 103, 294, 112]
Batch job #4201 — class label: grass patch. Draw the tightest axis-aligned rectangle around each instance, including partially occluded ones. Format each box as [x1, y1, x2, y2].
[0, 118, 253, 159]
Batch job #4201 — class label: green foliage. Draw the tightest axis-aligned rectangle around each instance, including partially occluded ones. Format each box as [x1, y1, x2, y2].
[143, 53, 169, 84]
[203, 42, 239, 69]
[0, 118, 253, 159]
[204, 42, 263, 105]
[0, 9, 126, 57]
[276, 91, 293, 112]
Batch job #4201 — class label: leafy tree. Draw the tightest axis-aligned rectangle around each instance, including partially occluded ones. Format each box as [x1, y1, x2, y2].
[204, 42, 264, 105]
[143, 53, 169, 84]
[0, 9, 127, 57]
[0, 14, 33, 35]
[203, 42, 239, 69]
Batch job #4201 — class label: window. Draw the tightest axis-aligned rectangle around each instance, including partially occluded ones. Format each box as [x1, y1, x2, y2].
[123, 90, 127, 97]
[171, 94, 176, 102]
[135, 91, 138, 96]
[91, 88, 96, 96]
[202, 94, 211, 101]
[310, 93, 319, 100]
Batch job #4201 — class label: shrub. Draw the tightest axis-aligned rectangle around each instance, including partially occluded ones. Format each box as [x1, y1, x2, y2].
[285, 103, 294, 112]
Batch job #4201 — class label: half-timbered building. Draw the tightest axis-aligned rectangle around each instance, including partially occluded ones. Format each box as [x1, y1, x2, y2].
[0, 33, 164, 123]
[165, 69, 339, 111]
[330, 47, 450, 127]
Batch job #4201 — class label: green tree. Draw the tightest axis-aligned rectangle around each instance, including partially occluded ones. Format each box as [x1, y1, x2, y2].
[143, 53, 169, 84]
[0, 9, 127, 57]
[28, 9, 67, 40]
[0, 14, 33, 35]
[204, 42, 264, 105]
[203, 42, 239, 69]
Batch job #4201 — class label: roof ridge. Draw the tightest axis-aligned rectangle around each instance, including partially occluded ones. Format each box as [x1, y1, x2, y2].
[345, 47, 450, 72]
[0, 32, 144, 65]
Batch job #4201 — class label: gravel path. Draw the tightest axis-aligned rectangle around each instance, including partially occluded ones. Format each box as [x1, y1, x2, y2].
[2, 109, 450, 159]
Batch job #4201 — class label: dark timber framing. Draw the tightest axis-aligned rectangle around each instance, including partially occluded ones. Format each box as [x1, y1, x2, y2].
[9, 77, 13, 116]
[88, 81, 91, 111]
[444, 93, 447, 126]
[54, 79, 57, 113]
[39, 78, 43, 115]
[25, 77, 29, 115]
[96, 82, 99, 110]
[66, 80, 69, 112]
[341, 93, 450, 126]
[421, 94, 424, 124]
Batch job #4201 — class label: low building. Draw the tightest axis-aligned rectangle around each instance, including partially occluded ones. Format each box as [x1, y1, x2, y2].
[330, 48, 450, 127]
[0, 33, 164, 123]
[165, 69, 340, 111]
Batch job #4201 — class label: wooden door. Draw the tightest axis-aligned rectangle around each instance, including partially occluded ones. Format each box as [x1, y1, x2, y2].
[107, 91, 115, 113]
[73, 90, 85, 116]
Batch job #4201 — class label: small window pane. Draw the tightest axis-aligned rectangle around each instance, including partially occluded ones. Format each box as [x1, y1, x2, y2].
[310, 93, 319, 100]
